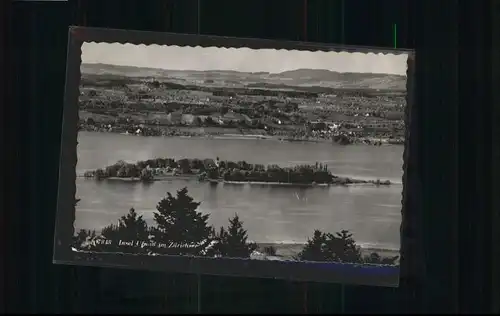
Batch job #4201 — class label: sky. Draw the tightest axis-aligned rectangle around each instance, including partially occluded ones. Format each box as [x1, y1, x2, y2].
[82, 42, 408, 75]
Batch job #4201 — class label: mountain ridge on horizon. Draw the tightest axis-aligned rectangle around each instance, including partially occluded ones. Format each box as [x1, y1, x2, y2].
[81, 62, 406, 78]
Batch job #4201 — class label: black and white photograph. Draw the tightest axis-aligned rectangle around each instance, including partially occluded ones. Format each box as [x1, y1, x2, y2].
[55, 28, 411, 286]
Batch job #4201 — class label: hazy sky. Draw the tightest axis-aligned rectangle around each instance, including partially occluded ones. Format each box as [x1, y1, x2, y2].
[82, 42, 408, 75]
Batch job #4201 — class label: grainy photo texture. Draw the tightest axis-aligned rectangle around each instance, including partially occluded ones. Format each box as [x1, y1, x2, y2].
[55, 27, 413, 287]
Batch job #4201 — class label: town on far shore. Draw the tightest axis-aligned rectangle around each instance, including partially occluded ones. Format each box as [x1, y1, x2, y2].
[78, 63, 406, 146]
[72, 58, 405, 266]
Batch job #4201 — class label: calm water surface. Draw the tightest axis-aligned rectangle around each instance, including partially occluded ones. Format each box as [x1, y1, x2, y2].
[76, 131, 403, 250]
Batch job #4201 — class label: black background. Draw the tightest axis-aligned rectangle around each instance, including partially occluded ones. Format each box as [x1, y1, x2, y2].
[4, 0, 498, 314]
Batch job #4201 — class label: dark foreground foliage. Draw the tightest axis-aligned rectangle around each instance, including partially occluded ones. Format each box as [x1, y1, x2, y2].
[73, 188, 398, 265]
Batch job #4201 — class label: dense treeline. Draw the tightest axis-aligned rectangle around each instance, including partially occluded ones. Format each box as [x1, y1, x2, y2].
[84, 158, 391, 186]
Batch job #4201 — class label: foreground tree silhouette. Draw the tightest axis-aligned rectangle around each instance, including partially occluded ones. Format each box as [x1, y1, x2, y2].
[150, 187, 213, 256]
[84, 208, 151, 254]
[363, 252, 399, 265]
[101, 208, 149, 242]
[334, 230, 363, 263]
[72, 229, 96, 249]
[297, 229, 362, 263]
[72, 198, 98, 250]
[263, 245, 277, 256]
[296, 230, 332, 261]
[297, 229, 399, 265]
[213, 214, 257, 258]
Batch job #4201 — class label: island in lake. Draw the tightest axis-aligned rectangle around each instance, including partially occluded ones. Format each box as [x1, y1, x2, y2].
[82, 157, 392, 187]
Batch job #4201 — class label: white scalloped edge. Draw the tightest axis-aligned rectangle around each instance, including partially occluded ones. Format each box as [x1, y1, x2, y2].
[54, 26, 415, 287]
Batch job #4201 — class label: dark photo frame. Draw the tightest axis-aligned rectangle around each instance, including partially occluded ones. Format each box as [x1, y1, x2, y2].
[54, 26, 415, 287]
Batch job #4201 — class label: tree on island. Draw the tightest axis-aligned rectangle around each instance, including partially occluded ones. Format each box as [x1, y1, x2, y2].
[177, 159, 192, 174]
[206, 167, 220, 180]
[140, 168, 154, 182]
[213, 214, 257, 258]
[150, 187, 214, 256]
[194, 116, 203, 126]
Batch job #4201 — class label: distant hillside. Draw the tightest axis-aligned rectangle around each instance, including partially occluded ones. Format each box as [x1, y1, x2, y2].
[275, 68, 405, 79]
[81, 63, 406, 91]
[272, 69, 406, 90]
[81, 63, 170, 78]
[81, 63, 268, 77]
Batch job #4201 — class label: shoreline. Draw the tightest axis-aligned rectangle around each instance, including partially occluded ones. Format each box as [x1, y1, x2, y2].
[213, 179, 394, 187]
[79, 129, 404, 146]
[80, 155, 396, 187]
[255, 242, 400, 263]
[79, 154, 396, 187]
[71, 237, 400, 265]
[77, 174, 199, 182]
[77, 175, 396, 187]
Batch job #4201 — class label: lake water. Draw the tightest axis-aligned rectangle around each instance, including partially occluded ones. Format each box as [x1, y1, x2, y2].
[75, 131, 403, 250]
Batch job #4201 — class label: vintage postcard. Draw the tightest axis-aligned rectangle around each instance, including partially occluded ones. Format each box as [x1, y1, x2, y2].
[54, 27, 414, 287]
